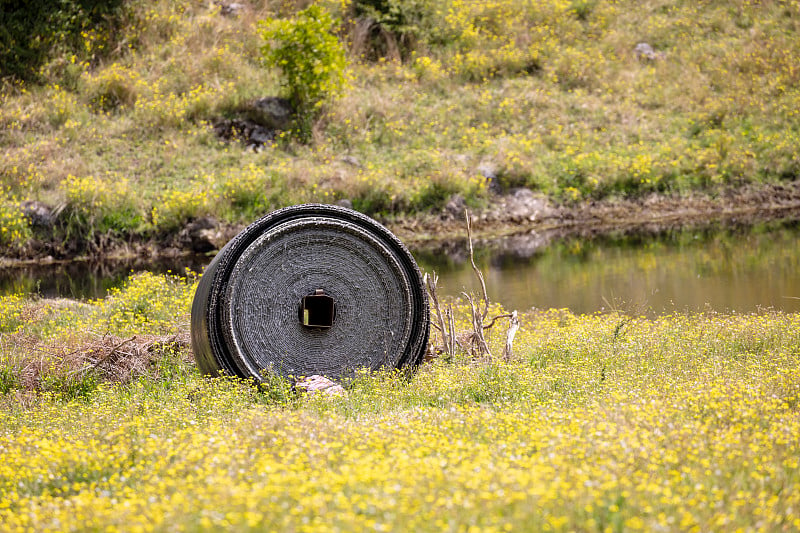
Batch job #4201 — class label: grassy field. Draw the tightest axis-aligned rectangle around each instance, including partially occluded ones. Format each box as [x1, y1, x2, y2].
[0, 272, 798, 531]
[1, 0, 799, 255]
[1, 2, 799, 529]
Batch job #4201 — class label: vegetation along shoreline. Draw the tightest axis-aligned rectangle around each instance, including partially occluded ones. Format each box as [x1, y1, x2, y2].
[3, 0, 799, 266]
[2, 180, 799, 268]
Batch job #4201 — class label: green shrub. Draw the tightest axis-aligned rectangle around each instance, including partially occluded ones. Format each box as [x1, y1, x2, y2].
[219, 164, 287, 222]
[39, 367, 99, 400]
[259, 5, 348, 141]
[95, 272, 194, 336]
[59, 173, 143, 242]
[151, 186, 215, 232]
[0, 0, 126, 82]
[84, 67, 141, 113]
[353, 0, 435, 59]
[0, 364, 19, 395]
[0, 198, 32, 250]
[0, 293, 26, 334]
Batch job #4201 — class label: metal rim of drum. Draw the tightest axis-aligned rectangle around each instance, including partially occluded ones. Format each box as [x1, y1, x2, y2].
[191, 204, 430, 381]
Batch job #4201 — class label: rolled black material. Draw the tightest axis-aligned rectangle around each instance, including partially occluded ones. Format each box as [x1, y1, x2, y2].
[191, 204, 430, 381]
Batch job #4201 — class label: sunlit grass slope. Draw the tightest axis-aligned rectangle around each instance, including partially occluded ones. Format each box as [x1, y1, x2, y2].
[0, 272, 799, 531]
[1, 0, 799, 252]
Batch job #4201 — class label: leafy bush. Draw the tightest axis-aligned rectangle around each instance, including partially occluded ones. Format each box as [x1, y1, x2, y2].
[259, 5, 348, 141]
[94, 272, 194, 336]
[219, 164, 287, 221]
[0, 364, 19, 395]
[151, 186, 214, 232]
[0, 293, 26, 334]
[84, 66, 141, 113]
[0, 198, 32, 250]
[352, 0, 436, 59]
[60, 173, 142, 237]
[0, 0, 126, 82]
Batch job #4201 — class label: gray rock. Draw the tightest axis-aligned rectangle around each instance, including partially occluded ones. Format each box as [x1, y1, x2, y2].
[249, 127, 275, 145]
[213, 96, 293, 149]
[634, 42, 658, 61]
[476, 162, 501, 192]
[502, 188, 552, 223]
[21, 201, 54, 229]
[339, 155, 361, 167]
[216, 2, 244, 16]
[180, 217, 223, 253]
[242, 96, 294, 131]
[443, 193, 467, 219]
[295, 375, 345, 396]
[214, 118, 276, 148]
[335, 198, 353, 209]
[476, 162, 498, 181]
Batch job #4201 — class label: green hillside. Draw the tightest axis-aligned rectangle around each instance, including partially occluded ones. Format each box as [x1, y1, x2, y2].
[1, 0, 799, 256]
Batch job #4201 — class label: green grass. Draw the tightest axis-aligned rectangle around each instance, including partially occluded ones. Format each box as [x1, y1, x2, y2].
[0, 272, 799, 530]
[1, 0, 799, 254]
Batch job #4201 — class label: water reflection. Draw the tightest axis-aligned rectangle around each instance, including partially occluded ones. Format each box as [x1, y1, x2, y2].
[0, 256, 208, 300]
[414, 221, 800, 316]
[1, 221, 798, 316]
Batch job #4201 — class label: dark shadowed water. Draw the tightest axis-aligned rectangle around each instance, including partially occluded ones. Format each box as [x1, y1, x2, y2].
[1, 220, 799, 316]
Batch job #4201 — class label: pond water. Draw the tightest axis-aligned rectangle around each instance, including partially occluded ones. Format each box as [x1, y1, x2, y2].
[417, 221, 800, 316]
[1, 221, 799, 317]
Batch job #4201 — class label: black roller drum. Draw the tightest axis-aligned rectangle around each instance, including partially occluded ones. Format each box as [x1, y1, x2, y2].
[190, 204, 430, 381]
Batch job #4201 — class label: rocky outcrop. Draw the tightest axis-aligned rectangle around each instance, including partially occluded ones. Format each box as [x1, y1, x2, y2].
[21, 201, 55, 229]
[213, 96, 294, 150]
[213, 118, 277, 150]
[486, 188, 555, 224]
[295, 375, 345, 396]
[239, 97, 293, 131]
[443, 193, 467, 220]
[634, 42, 665, 61]
[215, 2, 244, 16]
[178, 217, 227, 253]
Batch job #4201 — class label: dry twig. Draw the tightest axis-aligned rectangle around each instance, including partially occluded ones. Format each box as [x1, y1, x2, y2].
[460, 209, 521, 358]
[423, 210, 521, 360]
[503, 311, 520, 360]
[7, 332, 192, 393]
[425, 271, 458, 360]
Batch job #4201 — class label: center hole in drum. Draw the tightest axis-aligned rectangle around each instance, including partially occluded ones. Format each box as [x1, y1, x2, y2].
[299, 289, 336, 328]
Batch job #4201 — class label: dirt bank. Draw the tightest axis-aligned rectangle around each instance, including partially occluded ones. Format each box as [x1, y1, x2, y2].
[389, 181, 800, 246]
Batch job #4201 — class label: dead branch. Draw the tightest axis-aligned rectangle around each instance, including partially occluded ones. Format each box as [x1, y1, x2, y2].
[91, 336, 136, 370]
[8, 332, 193, 393]
[465, 209, 489, 321]
[462, 292, 492, 357]
[423, 210, 522, 361]
[503, 311, 520, 360]
[483, 313, 514, 330]
[447, 304, 460, 354]
[425, 272, 446, 335]
[425, 271, 457, 360]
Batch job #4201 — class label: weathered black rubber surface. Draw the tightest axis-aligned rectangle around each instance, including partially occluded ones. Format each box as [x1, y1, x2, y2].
[191, 204, 430, 381]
